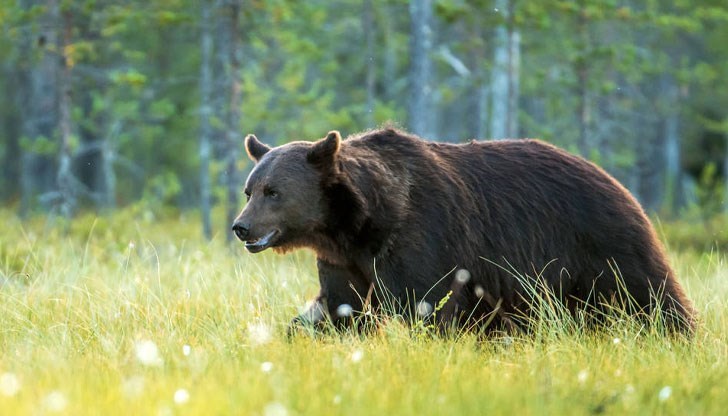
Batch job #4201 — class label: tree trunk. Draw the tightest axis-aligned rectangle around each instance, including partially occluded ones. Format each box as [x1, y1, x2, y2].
[408, 0, 432, 138]
[490, 0, 519, 139]
[220, 0, 242, 243]
[2, 67, 22, 202]
[507, 28, 520, 138]
[381, 4, 397, 102]
[636, 122, 664, 213]
[476, 83, 490, 140]
[57, 4, 76, 218]
[76, 94, 102, 207]
[199, 0, 214, 240]
[80, 106, 117, 211]
[363, 0, 376, 128]
[662, 76, 682, 215]
[575, 6, 591, 157]
[19, 0, 59, 216]
[73, 12, 114, 212]
[663, 114, 681, 213]
[475, 30, 489, 140]
[576, 67, 590, 157]
[101, 123, 117, 210]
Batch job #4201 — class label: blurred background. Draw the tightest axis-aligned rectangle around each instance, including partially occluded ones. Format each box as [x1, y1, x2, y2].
[1, 0, 727, 241]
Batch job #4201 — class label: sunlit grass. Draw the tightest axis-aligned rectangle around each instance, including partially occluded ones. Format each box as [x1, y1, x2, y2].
[0, 209, 726, 415]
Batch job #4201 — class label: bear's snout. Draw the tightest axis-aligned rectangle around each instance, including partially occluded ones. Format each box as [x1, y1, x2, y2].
[231, 221, 250, 241]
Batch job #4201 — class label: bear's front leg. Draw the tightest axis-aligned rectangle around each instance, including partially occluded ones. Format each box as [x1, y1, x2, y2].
[287, 297, 327, 337]
[289, 259, 373, 335]
[319, 259, 375, 330]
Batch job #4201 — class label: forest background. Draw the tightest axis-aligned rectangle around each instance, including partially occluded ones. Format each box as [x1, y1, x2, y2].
[2, 0, 728, 241]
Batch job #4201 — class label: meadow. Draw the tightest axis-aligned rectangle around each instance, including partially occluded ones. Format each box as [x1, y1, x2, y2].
[0, 210, 726, 415]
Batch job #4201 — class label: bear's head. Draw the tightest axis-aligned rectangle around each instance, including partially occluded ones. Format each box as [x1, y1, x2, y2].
[232, 131, 348, 253]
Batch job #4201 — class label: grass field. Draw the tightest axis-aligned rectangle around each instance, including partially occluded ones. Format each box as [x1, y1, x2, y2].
[0, 210, 726, 415]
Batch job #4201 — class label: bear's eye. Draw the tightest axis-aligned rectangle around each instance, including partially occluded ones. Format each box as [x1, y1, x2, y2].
[263, 187, 278, 199]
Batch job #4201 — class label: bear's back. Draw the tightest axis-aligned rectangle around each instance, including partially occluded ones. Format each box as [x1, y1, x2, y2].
[345, 131, 639, 230]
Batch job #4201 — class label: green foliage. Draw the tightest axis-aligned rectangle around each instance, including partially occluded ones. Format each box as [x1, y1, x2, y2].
[110, 69, 147, 89]
[661, 215, 728, 252]
[141, 172, 182, 211]
[693, 163, 726, 215]
[19, 135, 58, 155]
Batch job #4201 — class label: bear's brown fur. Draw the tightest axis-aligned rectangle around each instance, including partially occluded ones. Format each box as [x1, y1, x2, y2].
[233, 128, 696, 334]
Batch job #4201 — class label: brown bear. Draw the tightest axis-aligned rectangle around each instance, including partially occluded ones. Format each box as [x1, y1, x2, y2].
[232, 128, 696, 334]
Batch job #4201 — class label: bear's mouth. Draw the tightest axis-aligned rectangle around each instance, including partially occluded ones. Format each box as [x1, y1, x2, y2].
[245, 229, 280, 253]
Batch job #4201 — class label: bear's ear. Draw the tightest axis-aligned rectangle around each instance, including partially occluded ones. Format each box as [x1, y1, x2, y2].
[245, 134, 270, 163]
[307, 130, 341, 168]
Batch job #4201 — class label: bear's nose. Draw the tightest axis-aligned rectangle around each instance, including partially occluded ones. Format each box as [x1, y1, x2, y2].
[231, 222, 250, 241]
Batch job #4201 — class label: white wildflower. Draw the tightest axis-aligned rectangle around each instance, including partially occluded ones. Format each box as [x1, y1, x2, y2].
[474, 285, 486, 298]
[260, 362, 274, 372]
[135, 339, 163, 367]
[0, 372, 20, 396]
[577, 370, 588, 384]
[264, 402, 288, 416]
[455, 269, 471, 284]
[248, 322, 273, 346]
[416, 301, 433, 317]
[43, 391, 67, 412]
[336, 304, 353, 318]
[658, 386, 672, 402]
[174, 388, 190, 405]
[121, 376, 145, 399]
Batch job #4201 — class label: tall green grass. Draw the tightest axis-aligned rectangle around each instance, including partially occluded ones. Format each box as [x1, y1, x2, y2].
[0, 210, 726, 415]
